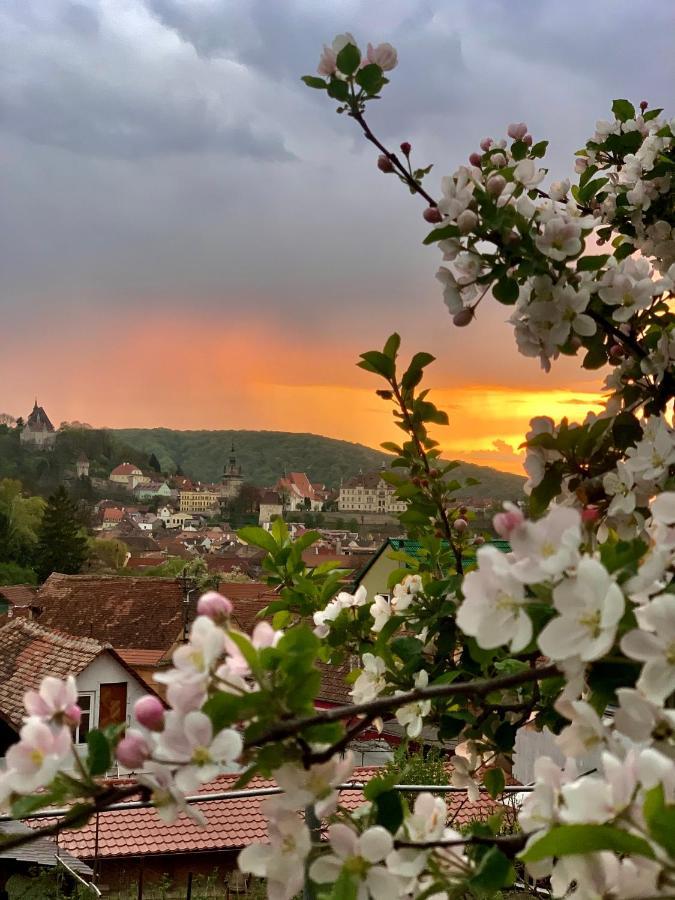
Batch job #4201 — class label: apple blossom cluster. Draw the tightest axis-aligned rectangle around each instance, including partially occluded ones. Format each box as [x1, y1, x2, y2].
[239, 778, 474, 900]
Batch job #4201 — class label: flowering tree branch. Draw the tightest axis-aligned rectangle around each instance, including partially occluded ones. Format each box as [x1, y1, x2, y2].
[244, 663, 560, 750]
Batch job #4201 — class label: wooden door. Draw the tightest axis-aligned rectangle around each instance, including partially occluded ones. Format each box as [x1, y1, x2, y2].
[98, 682, 128, 729]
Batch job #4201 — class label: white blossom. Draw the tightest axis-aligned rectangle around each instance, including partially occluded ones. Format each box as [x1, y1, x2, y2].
[538, 557, 624, 662]
[456, 544, 532, 652]
[621, 594, 675, 703]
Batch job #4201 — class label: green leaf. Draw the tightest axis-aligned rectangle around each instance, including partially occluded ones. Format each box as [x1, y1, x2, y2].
[577, 254, 610, 272]
[422, 223, 459, 245]
[469, 847, 514, 892]
[355, 63, 384, 94]
[203, 690, 242, 732]
[357, 350, 395, 379]
[238, 525, 277, 554]
[374, 789, 405, 834]
[336, 43, 361, 76]
[583, 342, 608, 370]
[86, 729, 111, 776]
[493, 277, 519, 305]
[301, 75, 327, 90]
[614, 241, 634, 261]
[612, 99, 636, 123]
[363, 773, 397, 801]
[483, 768, 505, 799]
[511, 140, 527, 161]
[643, 785, 675, 856]
[529, 140, 548, 158]
[520, 824, 655, 863]
[382, 333, 401, 360]
[327, 78, 349, 102]
[612, 411, 642, 450]
[643, 108, 662, 122]
[529, 465, 563, 516]
[328, 868, 358, 900]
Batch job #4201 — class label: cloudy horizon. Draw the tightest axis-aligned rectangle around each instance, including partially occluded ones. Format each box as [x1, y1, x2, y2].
[2, 0, 673, 474]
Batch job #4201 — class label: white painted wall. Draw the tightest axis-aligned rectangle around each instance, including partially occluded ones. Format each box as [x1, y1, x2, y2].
[76, 652, 149, 734]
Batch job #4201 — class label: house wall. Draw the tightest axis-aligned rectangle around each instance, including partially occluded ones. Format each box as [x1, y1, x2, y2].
[358, 553, 404, 599]
[77, 654, 149, 735]
[96, 850, 243, 897]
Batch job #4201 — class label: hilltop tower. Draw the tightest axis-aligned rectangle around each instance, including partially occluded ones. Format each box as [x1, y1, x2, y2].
[220, 442, 244, 499]
[20, 400, 56, 450]
[76, 452, 90, 478]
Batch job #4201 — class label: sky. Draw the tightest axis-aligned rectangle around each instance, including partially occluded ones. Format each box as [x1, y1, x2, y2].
[1, 0, 673, 474]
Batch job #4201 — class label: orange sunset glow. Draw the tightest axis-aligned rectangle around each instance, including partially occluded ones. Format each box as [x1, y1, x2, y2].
[3, 313, 606, 475]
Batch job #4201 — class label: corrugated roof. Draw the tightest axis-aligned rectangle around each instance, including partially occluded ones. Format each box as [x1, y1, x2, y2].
[30, 769, 501, 860]
[0, 820, 92, 874]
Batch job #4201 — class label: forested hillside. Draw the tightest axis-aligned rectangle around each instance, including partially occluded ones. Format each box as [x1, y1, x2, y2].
[112, 428, 526, 499]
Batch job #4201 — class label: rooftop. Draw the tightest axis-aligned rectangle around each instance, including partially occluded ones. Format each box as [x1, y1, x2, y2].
[34, 574, 188, 651]
[0, 619, 107, 728]
[29, 769, 501, 860]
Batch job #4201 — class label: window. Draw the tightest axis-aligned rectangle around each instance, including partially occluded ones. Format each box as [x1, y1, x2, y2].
[75, 692, 94, 743]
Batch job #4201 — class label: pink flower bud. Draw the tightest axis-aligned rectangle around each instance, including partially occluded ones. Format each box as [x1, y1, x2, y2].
[480, 138, 493, 152]
[493, 507, 524, 538]
[317, 45, 337, 77]
[609, 343, 625, 359]
[64, 704, 81, 727]
[134, 696, 165, 732]
[400, 141, 411, 156]
[522, 133, 533, 146]
[366, 42, 398, 71]
[198, 590, 233, 620]
[452, 308, 474, 327]
[640, 100, 648, 111]
[423, 206, 442, 223]
[507, 122, 528, 141]
[453, 518, 468, 532]
[487, 175, 506, 196]
[377, 154, 395, 173]
[473, 535, 485, 546]
[581, 506, 600, 524]
[575, 158, 589, 173]
[116, 731, 151, 769]
[469, 152, 482, 166]
[457, 209, 478, 234]
[491, 152, 506, 168]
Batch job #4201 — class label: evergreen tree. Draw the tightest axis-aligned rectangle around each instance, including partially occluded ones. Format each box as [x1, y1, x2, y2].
[36, 487, 88, 582]
[148, 452, 162, 473]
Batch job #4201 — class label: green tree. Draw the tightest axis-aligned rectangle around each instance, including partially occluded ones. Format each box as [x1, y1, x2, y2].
[148, 452, 162, 473]
[35, 487, 89, 582]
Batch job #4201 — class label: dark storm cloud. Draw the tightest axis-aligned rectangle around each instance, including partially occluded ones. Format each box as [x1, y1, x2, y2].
[0, 0, 673, 337]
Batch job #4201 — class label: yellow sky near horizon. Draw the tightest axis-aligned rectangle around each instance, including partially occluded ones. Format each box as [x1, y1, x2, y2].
[3, 313, 606, 476]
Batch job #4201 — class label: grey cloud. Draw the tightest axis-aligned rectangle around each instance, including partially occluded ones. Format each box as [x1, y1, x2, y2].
[0, 0, 294, 160]
[0, 0, 673, 339]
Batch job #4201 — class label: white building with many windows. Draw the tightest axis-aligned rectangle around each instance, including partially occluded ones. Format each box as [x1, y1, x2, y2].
[338, 470, 407, 514]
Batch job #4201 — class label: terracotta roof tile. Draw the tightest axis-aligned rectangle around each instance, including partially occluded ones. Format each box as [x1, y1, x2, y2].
[35, 574, 187, 651]
[31, 769, 502, 860]
[0, 584, 37, 607]
[0, 619, 106, 728]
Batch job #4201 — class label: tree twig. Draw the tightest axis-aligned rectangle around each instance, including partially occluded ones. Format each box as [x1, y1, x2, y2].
[244, 663, 559, 750]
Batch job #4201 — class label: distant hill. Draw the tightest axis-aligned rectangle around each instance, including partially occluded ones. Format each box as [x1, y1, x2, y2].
[111, 428, 526, 500]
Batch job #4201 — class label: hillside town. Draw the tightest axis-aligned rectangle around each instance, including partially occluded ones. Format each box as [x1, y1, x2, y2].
[0, 401, 523, 896]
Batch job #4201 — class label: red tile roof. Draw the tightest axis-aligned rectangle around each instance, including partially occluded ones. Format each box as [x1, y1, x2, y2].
[0, 619, 106, 728]
[110, 463, 143, 477]
[115, 649, 165, 667]
[30, 769, 501, 860]
[34, 575, 187, 651]
[0, 584, 37, 607]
